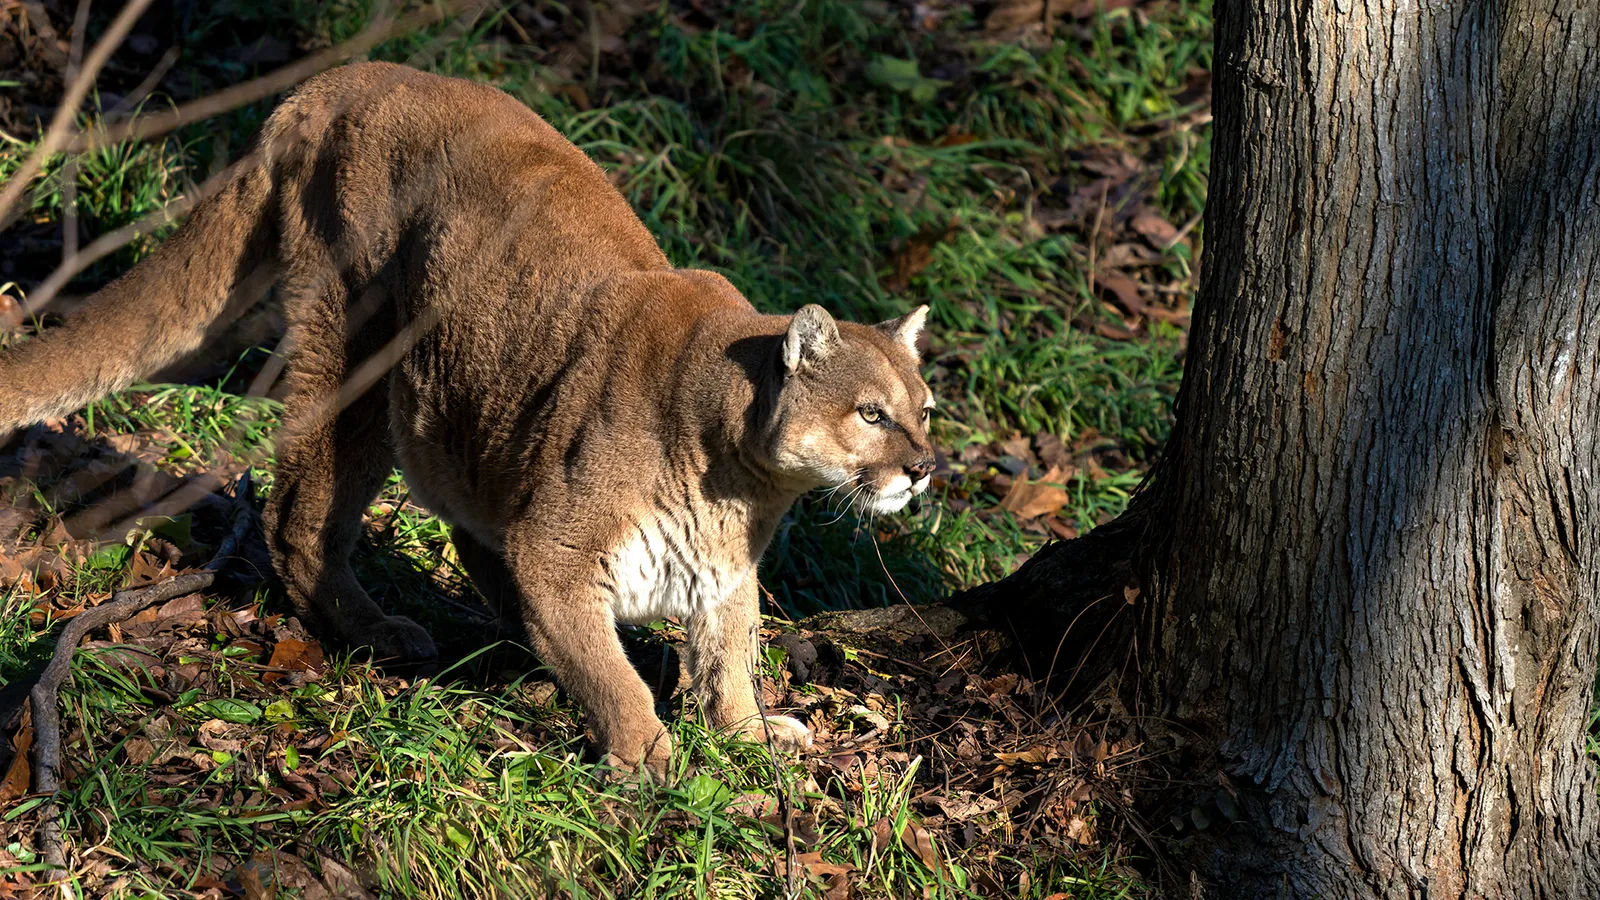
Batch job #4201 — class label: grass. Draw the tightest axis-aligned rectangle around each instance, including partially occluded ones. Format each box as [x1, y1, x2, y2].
[0, 0, 1212, 895]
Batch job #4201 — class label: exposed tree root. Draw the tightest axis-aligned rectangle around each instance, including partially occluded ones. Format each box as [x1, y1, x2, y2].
[945, 504, 1149, 704]
[29, 473, 257, 880]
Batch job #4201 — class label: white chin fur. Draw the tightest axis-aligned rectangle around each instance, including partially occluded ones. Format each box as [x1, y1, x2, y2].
[861, 490, 913, 515]
[853, 474, 933, 516]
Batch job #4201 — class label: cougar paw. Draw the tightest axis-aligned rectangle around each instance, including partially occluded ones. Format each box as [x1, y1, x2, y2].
[744, 715, 812, 755]
[601, 730, 675, 785]
[359, 615, 438, 663]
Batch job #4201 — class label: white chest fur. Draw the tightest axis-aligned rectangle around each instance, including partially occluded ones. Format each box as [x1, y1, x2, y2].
[601, 516, 747, 624]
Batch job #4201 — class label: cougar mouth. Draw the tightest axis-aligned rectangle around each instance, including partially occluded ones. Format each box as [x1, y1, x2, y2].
[854, 472, 932, 516]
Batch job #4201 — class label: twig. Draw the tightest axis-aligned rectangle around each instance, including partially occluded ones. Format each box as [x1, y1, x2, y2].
[63, 3, 465, 156]
[60, 0, 92, 263]
[103, 47, 182, 122]
[29, 473, 255, 881]
[0, 0, 158, 231]
[746, 628, 802, 900]
[5, 0, 490, 328]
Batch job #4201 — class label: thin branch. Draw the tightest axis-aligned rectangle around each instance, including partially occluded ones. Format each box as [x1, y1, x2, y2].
[64, 3, 465, 156]
[29, 473, 255, 879]
[4, 0, 492, 328]
[60, 0, 92, 263]
[0, 0, 158, 231]
[747, 632, 802, 900]
[103, 46, 182, 122]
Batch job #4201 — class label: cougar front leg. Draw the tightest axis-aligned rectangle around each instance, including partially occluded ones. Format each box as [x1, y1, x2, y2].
[685, 578, 812, 754]
[504, 539, 672, 779]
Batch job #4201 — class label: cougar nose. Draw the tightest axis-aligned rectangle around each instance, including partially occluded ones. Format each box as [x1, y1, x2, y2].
[906, 459, 935, 481]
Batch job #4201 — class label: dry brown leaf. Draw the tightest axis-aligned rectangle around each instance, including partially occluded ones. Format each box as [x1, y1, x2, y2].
[1131, 210, 1180, 247]
[934, 793, 1002, 822]
[792, 851, 855, 880]
[883, 219, 958, 293]
[198, 719, 246, 754]
[1033, 431, 1072, 472]
[868, 816, 894, 853]
[899, 820, 940, 871]
[0, 721, 33, 803]
[1046, 517, 1079, 541]
[126, 550, 175, 588]
[40, 519, 71, 548]
[0, 552, 24, 589]
[1000, 478, 1070, 519]
[123, 736, 156, 765]
[984, 0, 1053, 35]
[157, 593, 206, 621]
[265, 638, 326, 684]
[727, 792, 778, 818]
[1097, 271, 1147, 318]
[995, 746, 1053, 766]
[1066, 0, 1136, 18]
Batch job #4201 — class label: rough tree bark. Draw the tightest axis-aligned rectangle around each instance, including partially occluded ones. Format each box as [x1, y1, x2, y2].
[958, 2, 1600, 896]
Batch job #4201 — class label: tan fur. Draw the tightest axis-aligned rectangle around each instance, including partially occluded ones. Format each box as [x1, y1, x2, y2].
[0, 63, 937, 776]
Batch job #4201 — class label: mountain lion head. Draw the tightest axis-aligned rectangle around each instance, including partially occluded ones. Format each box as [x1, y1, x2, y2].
[764, 304, 937, 515]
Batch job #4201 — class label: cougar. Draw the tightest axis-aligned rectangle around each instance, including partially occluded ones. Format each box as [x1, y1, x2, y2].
[0, 62, 937, 775]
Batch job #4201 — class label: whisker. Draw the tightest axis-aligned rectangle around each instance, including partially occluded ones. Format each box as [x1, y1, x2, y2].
[824, 479, 871, 527]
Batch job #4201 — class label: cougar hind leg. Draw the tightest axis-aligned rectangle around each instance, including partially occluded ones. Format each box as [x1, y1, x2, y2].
[262, 286, 436, 663]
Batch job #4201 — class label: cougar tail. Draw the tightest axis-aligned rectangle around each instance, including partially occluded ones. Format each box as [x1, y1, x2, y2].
[0, 159, 277, 432]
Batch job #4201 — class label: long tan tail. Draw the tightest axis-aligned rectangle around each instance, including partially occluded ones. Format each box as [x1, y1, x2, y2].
[0, 160, 277, 431]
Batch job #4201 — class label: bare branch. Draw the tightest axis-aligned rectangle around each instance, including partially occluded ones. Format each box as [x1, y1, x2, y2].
[29, 473, 256, 878]
[0, 0, 158, 231]
[65, 3, 466, 156]
[4, 0, 493, 328]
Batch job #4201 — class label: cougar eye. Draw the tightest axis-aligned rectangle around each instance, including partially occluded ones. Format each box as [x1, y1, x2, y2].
[859, 406, 884, 425]
[920, 408, 932, 422]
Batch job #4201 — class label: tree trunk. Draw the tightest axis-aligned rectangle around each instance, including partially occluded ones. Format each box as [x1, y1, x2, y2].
[964, 2, 1600, 896]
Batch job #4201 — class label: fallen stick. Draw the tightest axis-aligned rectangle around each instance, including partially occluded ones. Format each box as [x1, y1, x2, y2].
[28, 473, 256, 880]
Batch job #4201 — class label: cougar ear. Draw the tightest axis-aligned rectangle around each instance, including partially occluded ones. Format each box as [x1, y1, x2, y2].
[877, 305, 929, 360]
[783, 304, 839, 374]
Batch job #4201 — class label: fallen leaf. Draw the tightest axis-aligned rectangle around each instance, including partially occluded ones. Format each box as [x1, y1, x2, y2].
[40, 519, 71, 548]
[973, 673, 1019, 697]
[157, 593, 206, 622]
[868, 816, 894, 853]
[1097, 272, 1147, 318]
[1033, 432, 1072, 472]
[727, 792, 778, 818]
[899, 820, 940, 871]
[123, 736, 156, 765]
[1066, 0, 1136, 16]
[1000, 477, 1070, 519]
[1046, 517, 1079, 540]
[934, 793, 1002, 822]
[995, 746, 1053, 766]
[0, 722, 33, 803]
[264, 638, 326, 683]
[883, 219, 959, 293]
[795, 851, 855, 880]
[317, 856, 375, 899]
[997, 434, 1035, 465]
[1131, 210, 1180, 248]
[198, 719, 247, 753]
